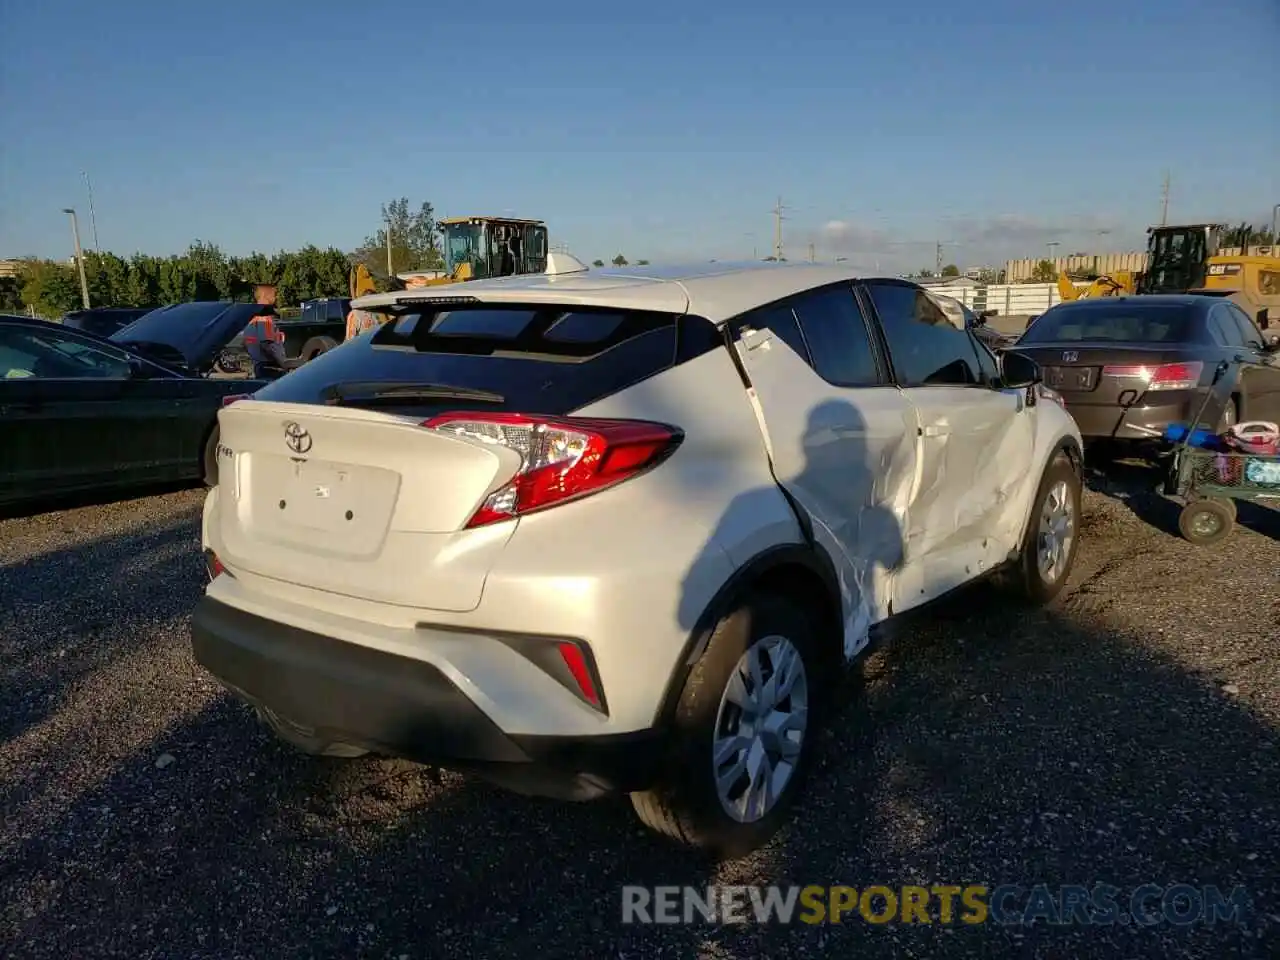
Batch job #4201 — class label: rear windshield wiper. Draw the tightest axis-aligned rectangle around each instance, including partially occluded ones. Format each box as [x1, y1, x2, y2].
[320, 380, 505, 406]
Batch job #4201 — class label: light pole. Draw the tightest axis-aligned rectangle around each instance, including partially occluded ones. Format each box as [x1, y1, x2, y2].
[62, 208, 91, 309]
[1271, 204, 1279, 247]
[385, 219, 394, 277]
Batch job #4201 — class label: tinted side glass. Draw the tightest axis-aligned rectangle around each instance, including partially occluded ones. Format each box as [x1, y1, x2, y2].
[1225, 304, 1265, 348]
[0, 328, 131, 379]
[971, 334, 1000, 382]
[738, 303, 811, 364]
[865, 281, 980, 386]
[1208, 306, 1242, 346]
[789, 285, 881, 386]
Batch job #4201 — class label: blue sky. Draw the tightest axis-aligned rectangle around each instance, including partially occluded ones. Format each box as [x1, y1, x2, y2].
[2, 0, 1277, 273]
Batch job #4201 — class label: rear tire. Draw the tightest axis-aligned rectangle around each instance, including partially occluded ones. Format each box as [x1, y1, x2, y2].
[1177, 498, 1234, 546]
[256, 706, 369, 758]
[300, 336, 339, 363]
[1005, 451, 1082, 604]
[630, 592, 830, 859]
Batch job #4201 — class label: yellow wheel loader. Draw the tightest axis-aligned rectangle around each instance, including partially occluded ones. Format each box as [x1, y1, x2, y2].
[405, 216, 549, 287]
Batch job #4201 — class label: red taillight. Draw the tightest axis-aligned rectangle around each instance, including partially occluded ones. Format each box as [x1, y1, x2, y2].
[557, 641, 601, 708]
[421, 412, 682, 528]
[1102, 360, 1202, 391]
[221, 393, 252, 407]
[205, 550, 225, 581]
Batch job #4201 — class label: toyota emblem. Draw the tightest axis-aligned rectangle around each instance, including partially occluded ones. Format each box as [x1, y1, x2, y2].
[1062, 351, 1079, 363]
[283, 421, 313, 454]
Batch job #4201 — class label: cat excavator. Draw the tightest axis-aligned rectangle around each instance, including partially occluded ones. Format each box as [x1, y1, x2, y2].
[1057, 223, 1277, 299]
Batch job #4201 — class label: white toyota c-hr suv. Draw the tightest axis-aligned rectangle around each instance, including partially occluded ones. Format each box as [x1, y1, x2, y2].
[194, 262, 1083, 858]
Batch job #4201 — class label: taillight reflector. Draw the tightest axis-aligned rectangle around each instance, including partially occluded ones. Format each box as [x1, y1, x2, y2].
[221, 393, 252, 407]
[1102, 360, 1202, 391]
[557, 641, 601, 708]
[421, 412, 682, 528]
[205, 549, 225, 581]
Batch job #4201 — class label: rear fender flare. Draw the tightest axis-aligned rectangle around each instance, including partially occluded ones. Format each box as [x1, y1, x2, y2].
[653, 542, 842, 729]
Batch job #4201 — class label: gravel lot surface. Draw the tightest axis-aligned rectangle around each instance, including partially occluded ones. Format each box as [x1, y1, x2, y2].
[2, 472, 1277, 959]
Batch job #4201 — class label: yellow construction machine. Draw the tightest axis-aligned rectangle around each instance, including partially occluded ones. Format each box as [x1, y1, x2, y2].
[407, 216, 550, 287]
[1056, 222, 1280, 309]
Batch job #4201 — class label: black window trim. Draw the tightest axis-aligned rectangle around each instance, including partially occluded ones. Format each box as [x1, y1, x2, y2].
[857, 277, 999, 391]
[726, 279, 891, 388]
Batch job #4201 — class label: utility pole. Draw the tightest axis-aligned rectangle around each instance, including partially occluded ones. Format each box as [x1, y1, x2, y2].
[62, 208, 91, 309]
[772, 196, 787, 261]
[808, 242, 815, 263]
[935, 241, 943, 276]
[82, 172, 100, 251]
[1160, 171, 1170, 226]
[385, 218, 394, 277]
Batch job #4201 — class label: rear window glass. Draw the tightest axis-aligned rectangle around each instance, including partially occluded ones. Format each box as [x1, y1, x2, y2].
[1021, 304, 1193, 344]
[382, 309, 628, 344]
[255, 304, 715, 417]
[430, 309, 538, 338]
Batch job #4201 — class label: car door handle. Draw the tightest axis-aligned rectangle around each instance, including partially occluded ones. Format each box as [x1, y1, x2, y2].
[920, 424, 949, 437]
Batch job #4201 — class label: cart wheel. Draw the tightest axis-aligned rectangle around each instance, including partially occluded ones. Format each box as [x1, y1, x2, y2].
[1177, 499, 1234, 545]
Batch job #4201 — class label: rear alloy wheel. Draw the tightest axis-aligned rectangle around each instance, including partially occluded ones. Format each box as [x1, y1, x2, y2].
[1177, 498, 1234, 546]
[630, 592, 828, 859]
[256, 706, 369, 758]
[1007, 452, 1082, 604]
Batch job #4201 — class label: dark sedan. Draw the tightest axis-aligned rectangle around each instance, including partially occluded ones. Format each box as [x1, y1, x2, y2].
[0, 303, 271, 510]
[1014, 295, 1280, 450]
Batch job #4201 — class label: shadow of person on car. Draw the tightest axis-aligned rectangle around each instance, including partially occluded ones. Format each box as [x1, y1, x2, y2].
[639, 398, 907, 866]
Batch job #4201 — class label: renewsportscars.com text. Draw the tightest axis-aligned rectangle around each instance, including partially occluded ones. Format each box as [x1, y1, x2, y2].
[621, 883, 1252, 927]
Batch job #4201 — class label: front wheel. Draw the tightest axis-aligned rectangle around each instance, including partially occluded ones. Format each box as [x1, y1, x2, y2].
[630, 592, 829, 859]
[1006, 451, 1082, 604]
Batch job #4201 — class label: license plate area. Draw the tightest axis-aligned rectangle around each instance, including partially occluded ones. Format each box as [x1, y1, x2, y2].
[279, 460, 364, 531]
[1044, 366, 1097, 391]
[247, 454, 401, 552]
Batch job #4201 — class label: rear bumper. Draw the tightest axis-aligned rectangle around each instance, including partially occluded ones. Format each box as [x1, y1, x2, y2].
[1064, 391, 1199, 441]
[190, 597, 665, 800]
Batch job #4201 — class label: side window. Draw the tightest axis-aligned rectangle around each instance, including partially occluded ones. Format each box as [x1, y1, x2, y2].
[1207, 306, 1243, 346]
[787, 285, 881, 386]
[739, 303, 811, 365]
[0, 328, 131, 380]
[1225, 304, 1265, 348]
[1258, 270, 1280, 297]
[864, 281, 981, 387]
[971, 335, 1000, 382]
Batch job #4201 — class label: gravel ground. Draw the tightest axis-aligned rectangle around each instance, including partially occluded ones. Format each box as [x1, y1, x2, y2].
[1, 473, 1277, 959]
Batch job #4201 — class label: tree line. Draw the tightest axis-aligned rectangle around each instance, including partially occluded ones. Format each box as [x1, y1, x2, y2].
[3, 197, 452, 319]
